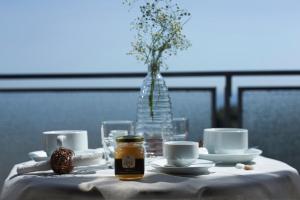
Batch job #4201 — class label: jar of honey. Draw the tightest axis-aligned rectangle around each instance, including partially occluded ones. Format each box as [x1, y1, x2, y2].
[115, 135, 144, 180]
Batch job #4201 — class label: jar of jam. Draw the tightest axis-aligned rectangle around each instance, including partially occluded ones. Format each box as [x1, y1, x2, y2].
[115, 135, 144, 180]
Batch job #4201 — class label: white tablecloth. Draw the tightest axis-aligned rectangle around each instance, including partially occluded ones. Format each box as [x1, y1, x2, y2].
[1, 156, 300, 200]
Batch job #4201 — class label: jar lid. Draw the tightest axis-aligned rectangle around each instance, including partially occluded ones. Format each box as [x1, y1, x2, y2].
[116, 135, 144, 143]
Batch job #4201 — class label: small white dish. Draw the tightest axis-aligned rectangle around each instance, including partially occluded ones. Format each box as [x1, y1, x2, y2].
[28, 149, 104, 162]
[198, 148, 262, 163]
[151, 158, 215, 175]
[28, 151, 48, 162]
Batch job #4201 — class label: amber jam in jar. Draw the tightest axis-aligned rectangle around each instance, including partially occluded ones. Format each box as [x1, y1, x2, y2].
[115, 135, 144, 180]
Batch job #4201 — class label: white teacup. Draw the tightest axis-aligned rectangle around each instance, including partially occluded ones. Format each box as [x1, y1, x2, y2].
[163, 141, 199, 167]
[203, 128, 248, 154]
[43, 130, 88, 156]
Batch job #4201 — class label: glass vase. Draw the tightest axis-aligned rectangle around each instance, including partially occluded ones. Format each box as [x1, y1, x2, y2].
[135, 66, 173, 157]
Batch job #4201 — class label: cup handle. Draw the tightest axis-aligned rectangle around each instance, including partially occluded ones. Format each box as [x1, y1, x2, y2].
[57, 135, 66, 148]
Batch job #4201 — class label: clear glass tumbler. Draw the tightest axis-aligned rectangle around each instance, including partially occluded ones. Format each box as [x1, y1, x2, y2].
[171, 117, 189, 141]
[100, 120, 134, 167]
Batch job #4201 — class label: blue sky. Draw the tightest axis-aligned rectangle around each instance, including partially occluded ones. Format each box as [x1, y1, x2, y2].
[0, 0, 299, 73]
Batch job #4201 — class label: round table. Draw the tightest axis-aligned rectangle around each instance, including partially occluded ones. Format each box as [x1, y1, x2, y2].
[1, 156, 300, 200]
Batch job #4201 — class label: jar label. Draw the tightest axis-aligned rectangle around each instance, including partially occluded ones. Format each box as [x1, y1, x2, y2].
[122, 155, 135, 168]
[115, 157, 144, 175]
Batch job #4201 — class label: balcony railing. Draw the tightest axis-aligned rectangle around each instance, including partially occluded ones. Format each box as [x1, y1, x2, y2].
[1, 70, 300, 126]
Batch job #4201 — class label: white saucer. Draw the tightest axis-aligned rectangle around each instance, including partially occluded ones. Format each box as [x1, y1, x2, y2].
[151, 159, 215, 175]
[198, 148, 262, 163]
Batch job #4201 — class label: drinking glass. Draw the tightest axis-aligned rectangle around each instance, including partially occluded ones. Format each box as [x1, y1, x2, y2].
[101, 120, 134, 167]
[171, 117, 189, 141]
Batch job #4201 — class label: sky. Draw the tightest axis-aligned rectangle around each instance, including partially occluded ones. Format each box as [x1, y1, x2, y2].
[0, 0, 300, 74]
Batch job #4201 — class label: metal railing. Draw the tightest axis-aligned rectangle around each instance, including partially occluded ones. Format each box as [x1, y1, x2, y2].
[1, 70, 300, 126]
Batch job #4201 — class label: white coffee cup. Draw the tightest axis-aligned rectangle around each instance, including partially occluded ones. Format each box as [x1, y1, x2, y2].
[43, 130, 88, 156]
[163, 141, 199, 167]
[203, 128, 248, 154]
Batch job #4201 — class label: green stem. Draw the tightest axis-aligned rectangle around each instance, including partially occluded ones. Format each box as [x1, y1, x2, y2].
[148, 63, 159, 120]
[149, 73, 155, 119]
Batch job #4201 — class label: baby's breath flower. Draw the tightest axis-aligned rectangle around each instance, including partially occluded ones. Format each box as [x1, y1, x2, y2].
[124, 0, 191, 70]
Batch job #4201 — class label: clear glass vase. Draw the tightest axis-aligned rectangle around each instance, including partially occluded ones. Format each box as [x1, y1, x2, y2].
[136, 66, 173, 157]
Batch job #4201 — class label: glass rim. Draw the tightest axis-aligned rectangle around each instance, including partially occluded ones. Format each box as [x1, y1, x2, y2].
[101, 120, 134, 124]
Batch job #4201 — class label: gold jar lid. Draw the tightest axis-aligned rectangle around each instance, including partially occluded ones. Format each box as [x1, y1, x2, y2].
[116, 135, 144, 143]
